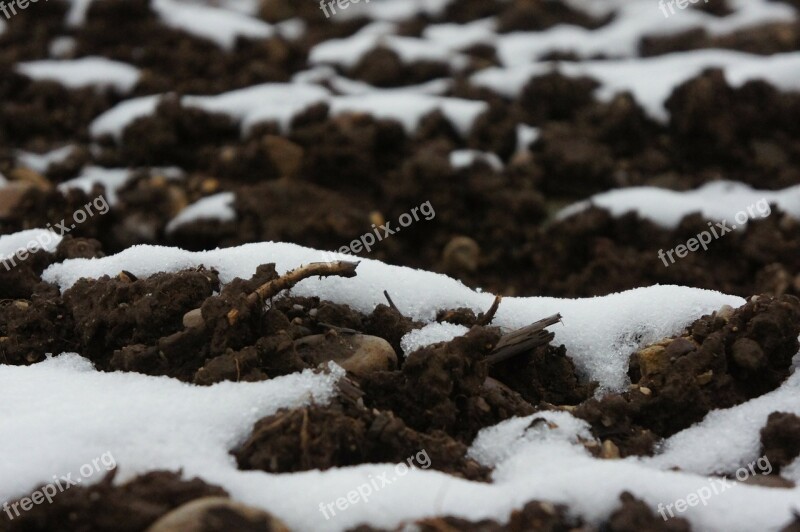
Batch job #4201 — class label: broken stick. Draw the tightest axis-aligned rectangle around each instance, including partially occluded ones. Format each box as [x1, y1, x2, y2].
[484, 313, 562, 366]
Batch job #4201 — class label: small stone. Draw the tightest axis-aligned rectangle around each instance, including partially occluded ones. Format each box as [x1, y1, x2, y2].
[227, 309, 239, 326]
[264, 135, 303, 178]
[12, 300, 29, 310]
[717, 304, 735, 321]
[9, 167, 51, 189]
[293, 333, 397, 377]
[0, 182, 34, 219]
[731, 337, 766, 370]
[200, 178, 220, 194]
[639, 386, 652, 396]
[601, 439, 620, 459]
[696, 370, 714, 386]
[442, 236, 480, 273]
[145, 497, 290, 532]
[183, 308, 205, 329]
[369, 211, 385, 227]
[664, 337, 695, 358]
[636, 345, 669, 377]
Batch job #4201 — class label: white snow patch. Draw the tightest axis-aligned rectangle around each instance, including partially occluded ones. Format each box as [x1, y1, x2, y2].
[330, 93, 486, 136]
[643, 372, 800, 476]
[473, 50, 800, 122]
[0, 355, 345, 526]
[49, 36, 77, 59]
[450, 150, 503, 171]
[400, 323, 470, 356]
[166, 192, 237, 233]
[89, 94, 162, 139]
[330, 0, 454, 23]
[16, 57, 140, 92]
[516, 124, 540, 153]
[16, 145, 76, 174]
[57, 167, 133, 206]
[310, 32, 468, 70]
[183, 83, 330, 134]
[558, 181, 800, 228]
[152, 0, 274, 49]
[0, 229, 63, 262]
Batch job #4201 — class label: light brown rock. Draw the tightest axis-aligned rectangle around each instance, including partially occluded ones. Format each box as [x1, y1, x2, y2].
[145, 497, 289, 532]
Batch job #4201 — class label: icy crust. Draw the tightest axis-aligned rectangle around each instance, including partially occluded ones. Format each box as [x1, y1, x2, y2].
[16, 57, 140, 92]
[558, 181, 800, 228]
[40, 241, 743, 392]
[473, 50, 800, 121]
[2, 355, 799, 531]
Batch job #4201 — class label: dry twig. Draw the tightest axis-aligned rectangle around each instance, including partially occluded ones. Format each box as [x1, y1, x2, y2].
[484, 313, 562, 366]
[476, 295, 502, 326]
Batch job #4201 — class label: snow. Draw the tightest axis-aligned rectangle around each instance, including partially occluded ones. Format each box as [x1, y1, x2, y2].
[151, 0, 274, 49]
[473, 50, 800, 122]
[89, 83, 486, 139]
[57, 167, 133, 206]
[2, 353, 799, 532]
[16, 146, 76, 174]
[16, 57, 140, 92]
[330, 93, 486, 136]
[450, 150, 503, 171]
[89, 95, 161, 139]
[422, 18, 497, 52]
[166, 192, 237, 233]
[0, 229, 63, 262]
[183, 83, 330, 134]
[643, 372, 800, 476]
[558, 181, 800, 229]
[330, 0, 454, 23]
[49, 36, 77, 59]
[493, 0, 794, 65]
[516, 124, 540, 153]
[400, 323, 470, 356]
[310, 31, 468, 70]
[40, 241, 743, 392]
[0, 354, 344, 516]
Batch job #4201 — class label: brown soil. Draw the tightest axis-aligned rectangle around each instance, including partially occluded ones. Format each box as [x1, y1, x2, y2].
[3, 0, 800, 530]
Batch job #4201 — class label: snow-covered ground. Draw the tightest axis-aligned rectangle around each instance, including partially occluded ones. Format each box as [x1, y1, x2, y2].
[3, 0, 800, 529]
[0, 239, 797, 531]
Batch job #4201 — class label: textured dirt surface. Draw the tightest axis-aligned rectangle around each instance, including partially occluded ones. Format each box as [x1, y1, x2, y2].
[2, 0, 800, 530]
